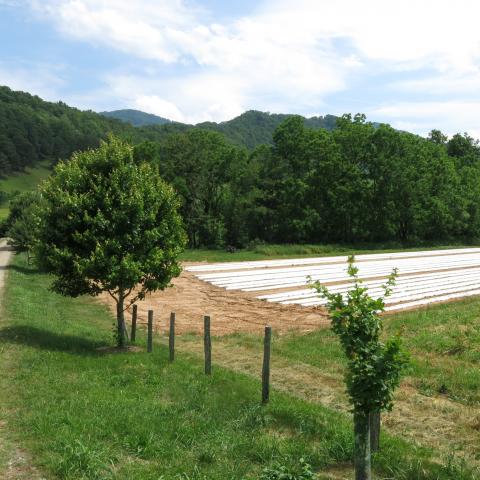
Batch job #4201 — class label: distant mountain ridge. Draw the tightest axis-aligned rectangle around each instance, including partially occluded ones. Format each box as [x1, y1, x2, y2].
[101, 109, 339, 149]
[100, 109, 172, 127]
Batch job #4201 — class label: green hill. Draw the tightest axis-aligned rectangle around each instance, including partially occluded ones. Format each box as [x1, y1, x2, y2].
[0, 85, 340, 178]
[100, 109, 172, 127]
[0, 86, 132, 175]
[104, 108, 339, 150]
[197, 110, 337, 149]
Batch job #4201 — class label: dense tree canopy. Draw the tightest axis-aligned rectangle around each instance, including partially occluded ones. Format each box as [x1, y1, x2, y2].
[6, 191, 44, 261]
[131, 113, 480, 247]
[37, 137, 186, 347]
[0, 86, 135, 174]
[3, 86, 480, 249]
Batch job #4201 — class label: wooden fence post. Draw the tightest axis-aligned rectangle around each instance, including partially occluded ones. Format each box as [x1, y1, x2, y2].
[262, 325, 272, 404]
[147, 310, 153, 353]
[204, 315, 211, 375]
[169, 312, 175, 362]
[369, 411, 380, 453]
[131, 304, 137, 343]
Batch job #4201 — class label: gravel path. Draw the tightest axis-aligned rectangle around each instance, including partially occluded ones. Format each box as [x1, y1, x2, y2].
[0, 239, 13, 308]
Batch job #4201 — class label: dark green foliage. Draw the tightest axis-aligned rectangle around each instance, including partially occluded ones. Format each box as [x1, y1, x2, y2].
[100, 109, 172, 126]
[6, 191, 44, 258]
[37, 136, 186, 346]
[136, 129, 251, 248]
[197, 110, 337, 150]
[134, 114, 480, 248]
[0, 86, 133, 175]
[260, 458, 316, 479]
[0, 87, 336, 177]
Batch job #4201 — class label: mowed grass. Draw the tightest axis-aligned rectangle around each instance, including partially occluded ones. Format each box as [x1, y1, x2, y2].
[0, 254, 479, 479]
[180, 242, 479, 263]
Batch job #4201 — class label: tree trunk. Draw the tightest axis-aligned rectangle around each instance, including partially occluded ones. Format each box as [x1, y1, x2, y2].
[116, 293, 126, 348]
[354, 412, 371, 480]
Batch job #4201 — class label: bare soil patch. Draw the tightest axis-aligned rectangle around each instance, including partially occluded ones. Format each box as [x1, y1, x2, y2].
[101, 267, 329, 336]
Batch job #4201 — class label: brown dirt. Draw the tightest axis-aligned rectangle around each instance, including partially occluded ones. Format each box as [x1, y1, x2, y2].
[0, 421, 46, 480]
[101, 267, 330, 336]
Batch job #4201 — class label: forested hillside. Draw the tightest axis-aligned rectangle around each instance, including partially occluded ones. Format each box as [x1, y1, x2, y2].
[0, 86, 133, 174]
[2, 85, 480, 248]
[103, 108, 338, 149]
[196, 110, 338, 149]
[100, 109, 172, 126]
[0, 86, 337, 175]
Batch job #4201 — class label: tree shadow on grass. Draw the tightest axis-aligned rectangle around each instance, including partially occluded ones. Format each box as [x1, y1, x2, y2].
[1, 263, 41, 274]
[0, 325, 106, 356]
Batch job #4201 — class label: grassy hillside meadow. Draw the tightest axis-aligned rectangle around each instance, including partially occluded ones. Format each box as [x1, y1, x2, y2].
[0, 252, 478, 479]
[0, 160, 52, 219]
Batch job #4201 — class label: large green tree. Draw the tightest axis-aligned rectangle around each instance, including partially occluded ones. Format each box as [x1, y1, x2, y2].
[37, 137, 187, 347]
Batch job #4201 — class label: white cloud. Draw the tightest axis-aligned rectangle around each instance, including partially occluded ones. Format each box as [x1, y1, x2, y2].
[133, 95, 185, 122]
[23, 0, 480, 129]
[394, 73, 480, 95]
[0, 62, 65, 100]
[28, 0, 359, 121]
[371, 101, 480, 138]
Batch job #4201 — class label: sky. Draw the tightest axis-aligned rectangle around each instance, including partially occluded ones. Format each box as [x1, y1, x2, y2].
[1, 0, 480, 138]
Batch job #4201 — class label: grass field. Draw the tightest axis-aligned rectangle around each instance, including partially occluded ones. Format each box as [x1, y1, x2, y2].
[180, 242, 479, 263]
[0, 160, 52, 219]
[0, 254, 478, 479]
[0, 160, 52, 194]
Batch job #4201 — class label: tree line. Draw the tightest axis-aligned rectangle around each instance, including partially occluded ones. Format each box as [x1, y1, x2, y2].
[3, 85, 480, 248]
[133, 114, 480, 247]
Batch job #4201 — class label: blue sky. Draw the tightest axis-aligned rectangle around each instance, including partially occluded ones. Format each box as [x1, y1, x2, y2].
[1, 0, 480, 138]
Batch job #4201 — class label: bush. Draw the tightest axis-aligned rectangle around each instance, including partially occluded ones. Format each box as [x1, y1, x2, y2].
[261, 458, 316, 480]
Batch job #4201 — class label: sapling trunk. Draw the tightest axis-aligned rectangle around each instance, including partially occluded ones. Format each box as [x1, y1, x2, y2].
[354, 412, 371, 480]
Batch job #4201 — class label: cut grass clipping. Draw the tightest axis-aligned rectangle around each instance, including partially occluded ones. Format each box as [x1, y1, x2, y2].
[0, 253, 478, 479]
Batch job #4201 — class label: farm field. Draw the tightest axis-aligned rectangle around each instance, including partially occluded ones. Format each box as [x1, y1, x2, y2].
[99, 246, 480, 474]
[0, 253, 479, 479]
[187, 247, 480, 313]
